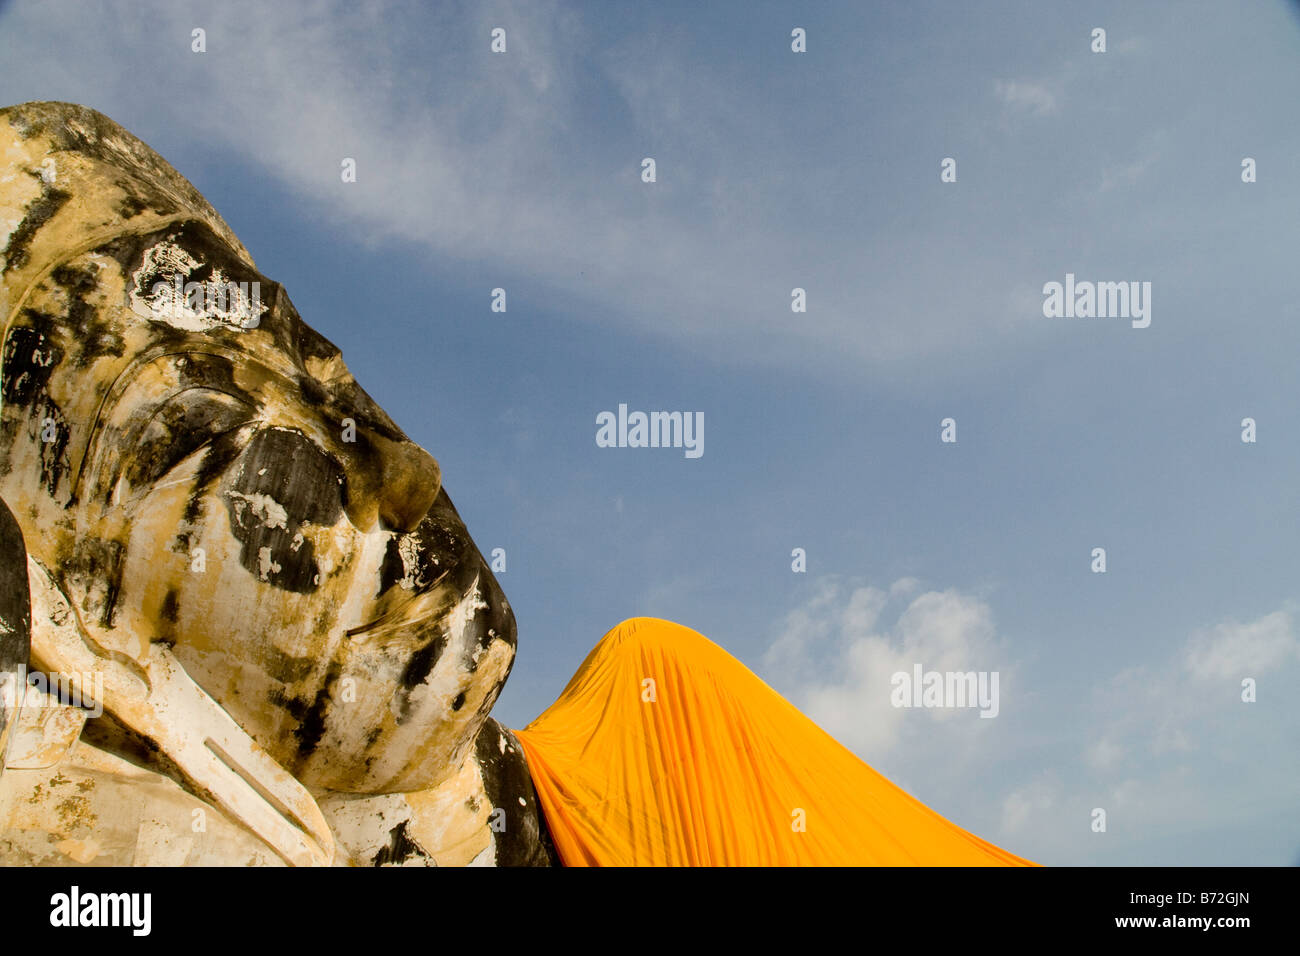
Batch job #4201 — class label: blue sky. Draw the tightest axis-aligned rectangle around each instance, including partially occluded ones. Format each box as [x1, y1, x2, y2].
[3, 0, 1298, 865]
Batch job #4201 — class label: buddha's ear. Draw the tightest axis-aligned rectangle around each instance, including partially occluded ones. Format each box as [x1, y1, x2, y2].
[0, 496, 31, 778]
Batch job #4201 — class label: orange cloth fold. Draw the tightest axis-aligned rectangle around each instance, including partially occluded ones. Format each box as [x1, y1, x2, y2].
[514, 617, 1036, 866]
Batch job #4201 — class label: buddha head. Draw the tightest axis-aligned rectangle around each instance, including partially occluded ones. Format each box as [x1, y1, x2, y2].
[0, 101, 516, 794]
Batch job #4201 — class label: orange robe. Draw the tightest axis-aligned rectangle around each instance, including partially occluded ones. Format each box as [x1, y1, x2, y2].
[514, 617, 1036, 866]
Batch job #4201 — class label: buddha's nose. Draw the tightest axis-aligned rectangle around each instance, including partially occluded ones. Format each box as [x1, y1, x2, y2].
[335, 429, 441, 535]
[378, 438, 441, 532]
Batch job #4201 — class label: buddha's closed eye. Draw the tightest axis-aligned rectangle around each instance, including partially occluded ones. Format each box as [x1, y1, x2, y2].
[122, 388, 255, 493]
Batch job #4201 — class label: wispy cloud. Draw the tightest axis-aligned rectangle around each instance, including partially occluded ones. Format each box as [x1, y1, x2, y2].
[993, 79, 1059, 116]
[765, 582, 1300, 864]
[1000, 605, 1300, 863]
[1184, 609, 1297, 681]
[1097, 136, 1164, 193]
[0, 0, 1101, 377]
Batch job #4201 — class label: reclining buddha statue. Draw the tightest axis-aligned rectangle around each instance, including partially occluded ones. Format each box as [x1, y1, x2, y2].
[0, 101, 1032, 867]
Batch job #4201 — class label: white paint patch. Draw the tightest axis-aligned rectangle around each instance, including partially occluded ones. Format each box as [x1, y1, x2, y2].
[394, 534, 428, 591]
[226, 490, 288, 530]
[446, 580, 489, 642]
[128, 238, 267, 331]
[386, 583, 489, 721]
[0, 218, 22, 265]
[257, 546, 281, 581]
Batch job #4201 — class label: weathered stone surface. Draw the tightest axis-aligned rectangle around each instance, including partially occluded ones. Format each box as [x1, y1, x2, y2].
[0, 499, 30, 777]
[0, 101, 555, 865]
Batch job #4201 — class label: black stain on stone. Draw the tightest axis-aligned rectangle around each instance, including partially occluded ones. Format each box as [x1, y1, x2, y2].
[124, 389, 253, 492]
[292, 319, 344, 366]
[259, 644, 317, 686]
[182, 427, 245, 524]
[97, 539, 124, 628]
[371, 821, 428, 867]
[160, 588, 179, 623]
[36, 404, 71, 500]
[474, 719, 560, 866]
[292, 660, 341, 760]
[79, 709, 188, 785]
[376, 533, 408, 597]
[394, 631, 449, 724]
[154, 589, 179, 645]
[374, 492, 479, 601]
[50, 263, 124, 363]
[474, 555, 517, 657]
[0, 496, 31, 688]
[2, 319, 62, 407]
[297, 376, 327, 408]
[269, 660, 340, 763]
[63, 537, 126, 630]
[2, 181, 71, 274]
[222, 428, 343, 593]
[48, 264, 93, 292]
[114, 179, 151, 220]
[174, 352, 255, 405]
[0, 312, 76, 499]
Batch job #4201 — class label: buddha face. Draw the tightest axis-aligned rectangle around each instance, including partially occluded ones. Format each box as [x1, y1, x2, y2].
[0, 218, 516, 794]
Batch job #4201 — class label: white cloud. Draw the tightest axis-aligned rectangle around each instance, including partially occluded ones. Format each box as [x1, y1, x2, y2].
[1184, 609, 1297, 681]
[1087, 608, 1299, 774]
[993, 79, 1058, 116]
[1097, 134, 1165, 193]
[889, 577, 921, 598]
[1084, 736, 1124, 772]
[761, 577, 1011, 759]
[1000, 772, 1063, 834]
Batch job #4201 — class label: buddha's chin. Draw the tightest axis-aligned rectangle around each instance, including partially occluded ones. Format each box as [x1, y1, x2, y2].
[290, 563, 514, 793]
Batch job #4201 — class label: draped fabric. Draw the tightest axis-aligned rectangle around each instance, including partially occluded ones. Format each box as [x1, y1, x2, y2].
[514, 618, 1036, 866]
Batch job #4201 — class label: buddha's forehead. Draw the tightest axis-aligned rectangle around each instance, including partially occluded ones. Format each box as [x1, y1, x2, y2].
[73, 220, 377, 404]
[2, 220, 415, 509]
